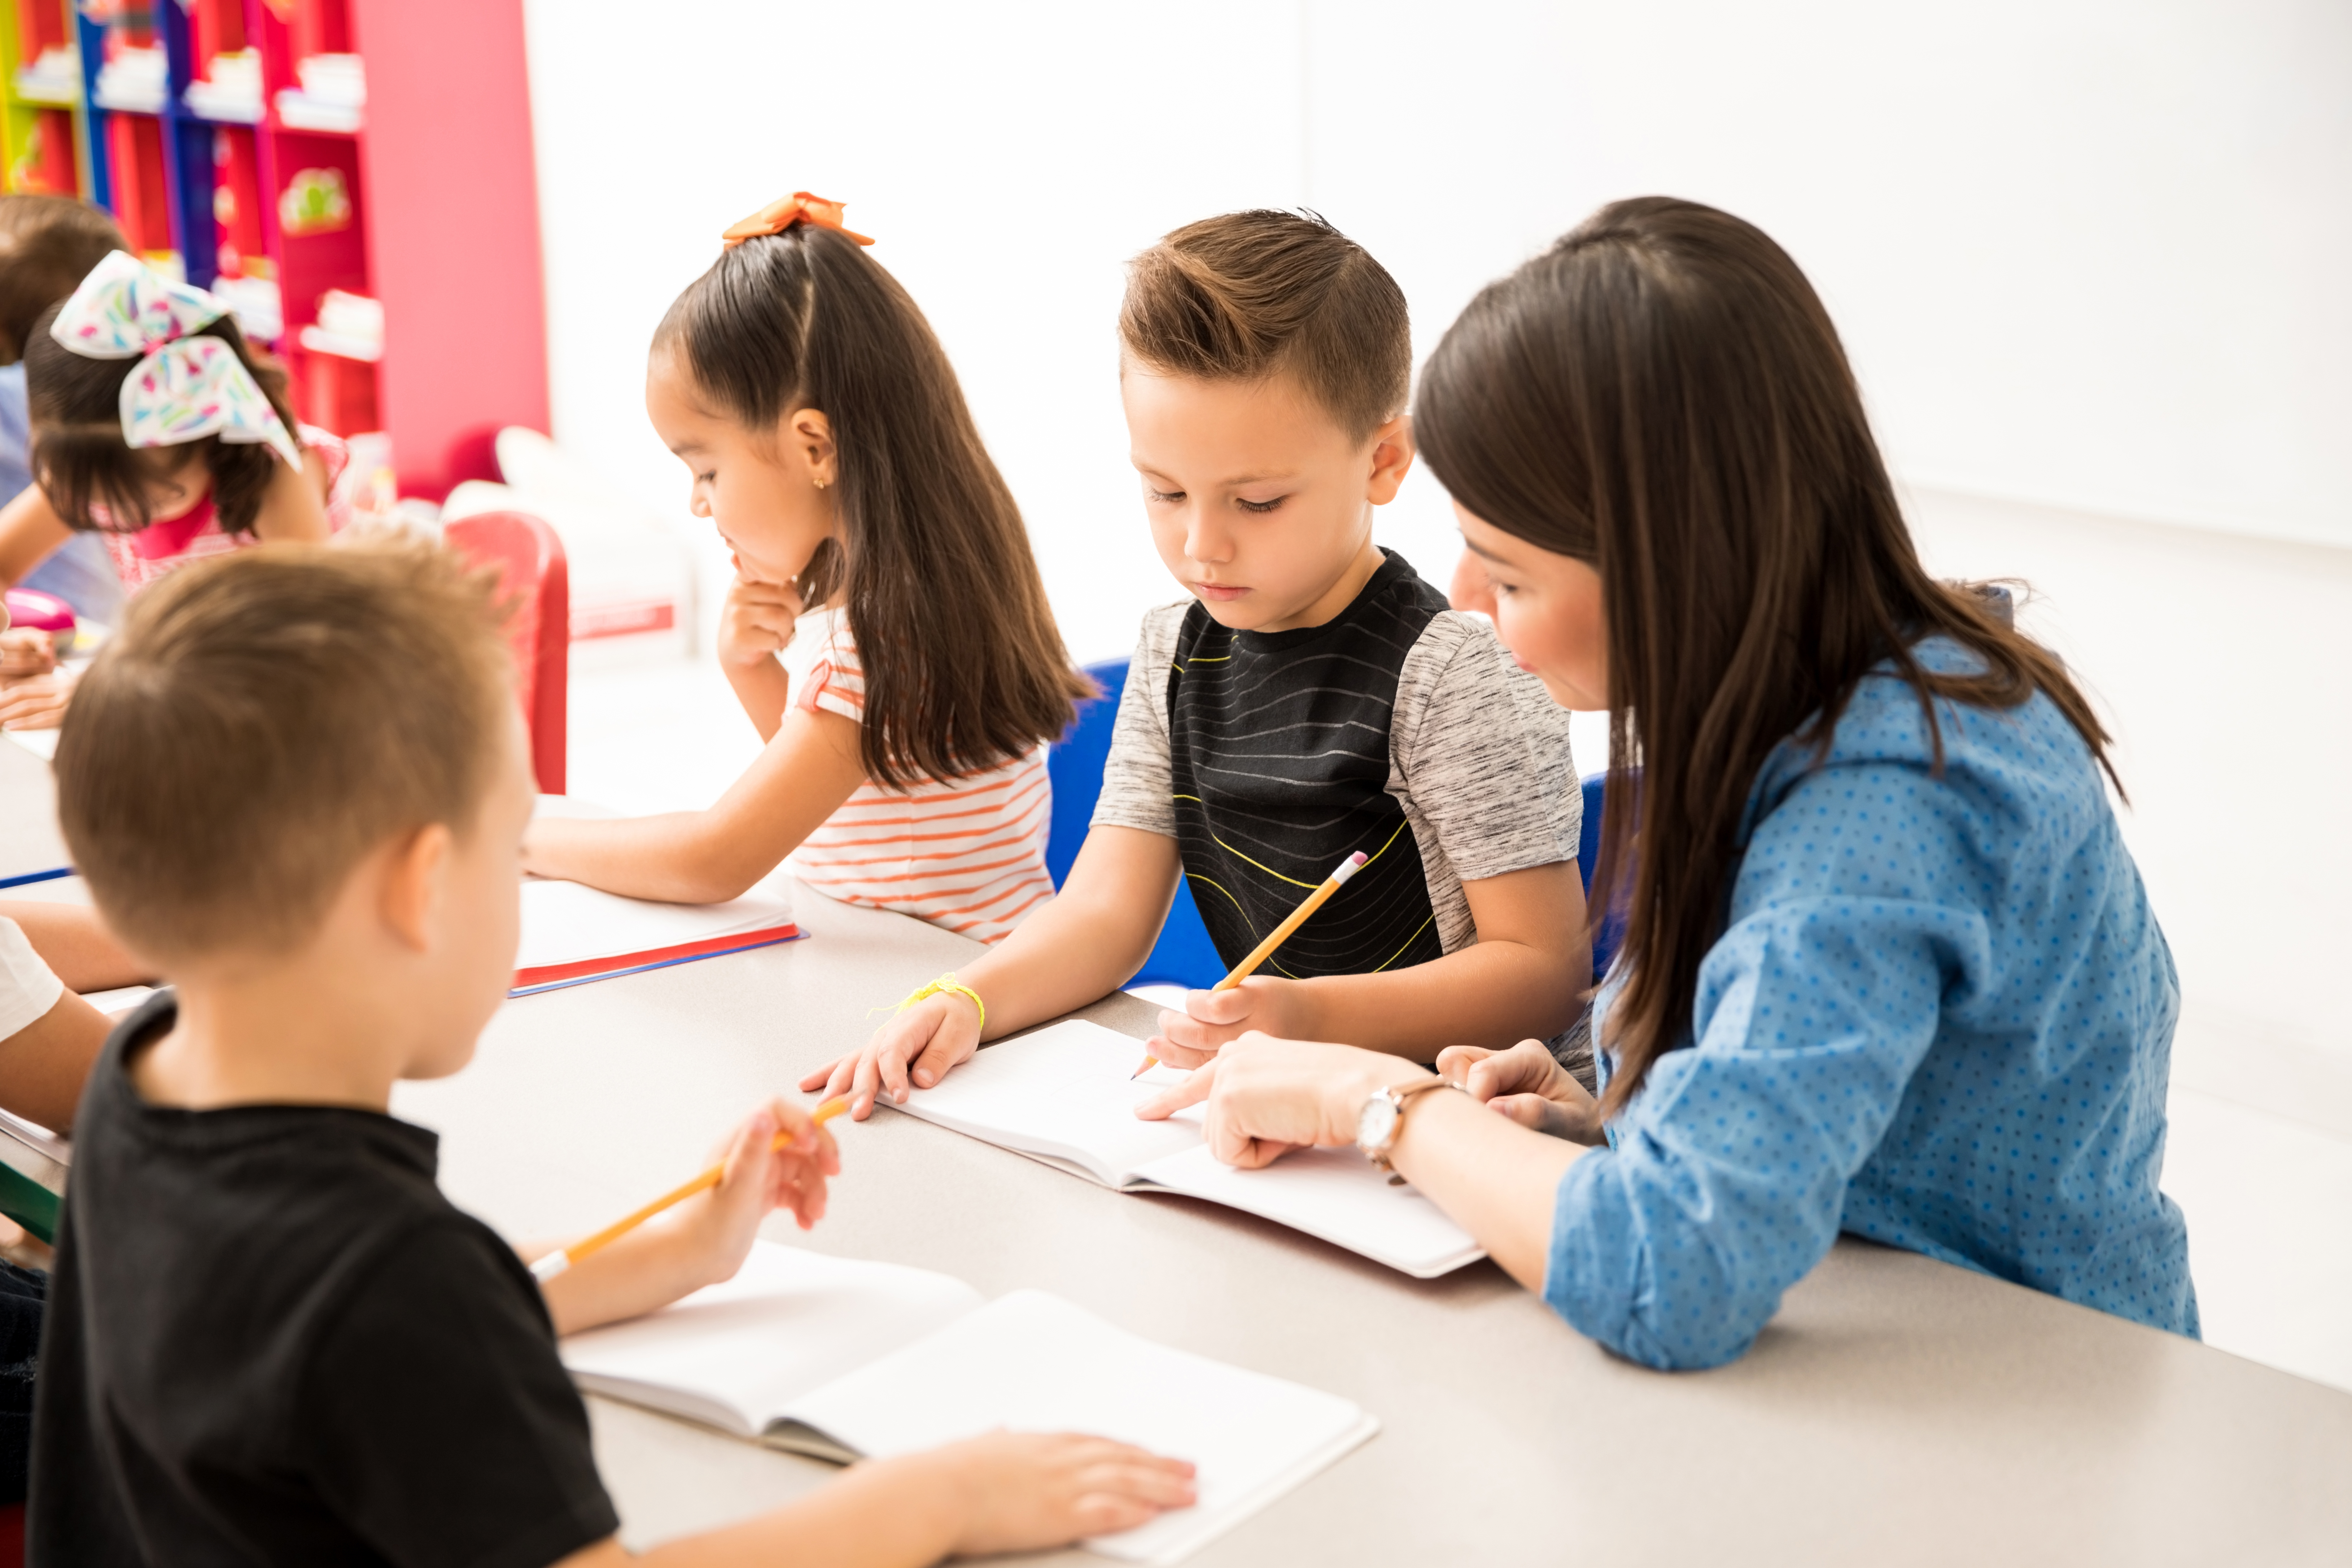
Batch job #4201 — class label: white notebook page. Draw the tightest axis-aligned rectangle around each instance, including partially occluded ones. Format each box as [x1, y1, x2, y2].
[893, 1018, 1204, 1184]
[516, 879, 795, 972]
[1131, 1144, 1486, 1278]
[781, 1290, 1376, 1566]
[560, 1242, 982, 1437]
[894, 1019, 1483, 1277]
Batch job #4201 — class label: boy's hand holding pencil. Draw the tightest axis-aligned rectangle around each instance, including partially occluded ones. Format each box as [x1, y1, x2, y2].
[532, 1098, 844, 1338]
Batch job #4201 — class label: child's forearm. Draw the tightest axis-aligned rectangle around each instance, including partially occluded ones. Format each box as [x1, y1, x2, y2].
[1303, 936, 1584, 1061]
[722, 654, 791, 744]
[523, 813, 772, 905]
[558, 1450, 967, 1568]
[531, 1219, 717, 1338]
[0, 990, 111, 1131]
[956, 827, 1181, 1039]
[0, 900, 154, 992]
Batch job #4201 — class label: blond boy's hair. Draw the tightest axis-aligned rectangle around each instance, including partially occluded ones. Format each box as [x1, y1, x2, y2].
[1118, 209, 1410, 440]
[56, 539, 513, 965]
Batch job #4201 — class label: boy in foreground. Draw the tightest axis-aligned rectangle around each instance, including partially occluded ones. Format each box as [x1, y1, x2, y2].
[811, 210, 1589, 1115]
[30, 541, 1191, 1565]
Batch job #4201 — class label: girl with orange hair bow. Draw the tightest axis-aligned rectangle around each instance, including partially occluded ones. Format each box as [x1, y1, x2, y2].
[524, 196, 1092, 952]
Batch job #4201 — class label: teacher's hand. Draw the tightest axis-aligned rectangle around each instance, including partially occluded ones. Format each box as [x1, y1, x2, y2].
[1134, 1032, 1429, 1169]
[1435, 1038, 1604, 1145]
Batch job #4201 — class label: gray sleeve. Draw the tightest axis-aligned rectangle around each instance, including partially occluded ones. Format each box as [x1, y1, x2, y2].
[1391, 612, 1581, 883]
[1088, 603, 1189, 839]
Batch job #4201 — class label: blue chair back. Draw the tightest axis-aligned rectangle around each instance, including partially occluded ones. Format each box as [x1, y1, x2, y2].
[1046, 658, 1227, 991]
[1579, 770, 1629, 983]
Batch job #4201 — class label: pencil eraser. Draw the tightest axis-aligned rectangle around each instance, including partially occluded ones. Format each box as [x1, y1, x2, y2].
[1331, 851, 1370, 884]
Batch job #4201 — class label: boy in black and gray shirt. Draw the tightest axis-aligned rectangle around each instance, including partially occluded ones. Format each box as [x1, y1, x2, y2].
[812, 210, 1586, 1116]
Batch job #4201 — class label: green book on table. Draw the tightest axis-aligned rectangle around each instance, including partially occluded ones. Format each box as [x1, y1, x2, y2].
[0, 1106, 67, 1244]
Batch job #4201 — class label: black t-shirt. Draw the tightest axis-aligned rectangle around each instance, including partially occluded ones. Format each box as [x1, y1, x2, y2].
[29, 993, 619, 1567]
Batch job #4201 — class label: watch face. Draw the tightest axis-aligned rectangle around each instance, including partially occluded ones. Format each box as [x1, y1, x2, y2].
[1357, 1092, 1400, 1154]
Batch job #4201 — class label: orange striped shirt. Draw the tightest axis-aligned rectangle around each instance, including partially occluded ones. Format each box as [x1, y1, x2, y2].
[783, 607, 1055, 943]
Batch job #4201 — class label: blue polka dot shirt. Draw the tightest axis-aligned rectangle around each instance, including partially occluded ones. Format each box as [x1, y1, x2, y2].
[1545, 638, 2198, 1370]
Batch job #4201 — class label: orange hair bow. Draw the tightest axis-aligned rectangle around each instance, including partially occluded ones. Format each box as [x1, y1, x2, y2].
[721, 192, 874, 249]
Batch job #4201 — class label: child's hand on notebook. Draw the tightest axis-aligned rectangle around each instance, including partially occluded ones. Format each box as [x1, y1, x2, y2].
[1437, 1039, 1603, 1145]
[907, 1430, 1198, 1555]
[0, 627, 55, 680]
[1146, 977, 1314, 1069]
[0, 667, 72, 730]
[802, 988, 983, 1119]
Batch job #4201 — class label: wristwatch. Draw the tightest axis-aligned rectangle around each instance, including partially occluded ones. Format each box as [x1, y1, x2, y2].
[1356, 1076, 1455, 1182]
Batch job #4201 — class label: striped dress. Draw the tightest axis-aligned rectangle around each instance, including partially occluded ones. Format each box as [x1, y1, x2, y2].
[780, 606, 1055, 943]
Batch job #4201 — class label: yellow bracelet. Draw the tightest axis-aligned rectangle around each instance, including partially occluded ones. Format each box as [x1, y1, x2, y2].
[893, 973, 985, 1035]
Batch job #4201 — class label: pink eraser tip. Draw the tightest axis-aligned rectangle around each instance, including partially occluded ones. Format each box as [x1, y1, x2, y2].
[1349, 852, 1368, 865]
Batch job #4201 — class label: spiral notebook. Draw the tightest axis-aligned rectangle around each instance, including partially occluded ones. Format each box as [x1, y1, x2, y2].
[887, 1018, 1485, 1278]
[561, 1242, 1376, 1565]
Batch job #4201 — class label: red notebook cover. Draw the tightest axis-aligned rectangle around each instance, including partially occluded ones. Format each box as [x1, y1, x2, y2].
[509, 922, 803, 997]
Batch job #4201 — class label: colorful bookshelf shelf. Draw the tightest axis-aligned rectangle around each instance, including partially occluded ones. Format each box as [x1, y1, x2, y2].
[0, 0, 546, 500]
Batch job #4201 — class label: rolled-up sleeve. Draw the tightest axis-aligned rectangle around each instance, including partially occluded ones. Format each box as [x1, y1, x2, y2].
[1542, 763, 1992, 1368]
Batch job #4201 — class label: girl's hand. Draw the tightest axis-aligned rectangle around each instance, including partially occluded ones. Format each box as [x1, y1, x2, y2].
[1137, 1031, 1427, 1169]
[1146, 977, 1315, 1069]
[910, 1430, 1197, 1555]
[663, 1099, 840, 1289]
[0, 669, 74, 730]
[799, 991, 982, 1120]
[717, 559, 804, 672]
[0, 628, 55, 680]
[1437, 1038, 1603, 1145]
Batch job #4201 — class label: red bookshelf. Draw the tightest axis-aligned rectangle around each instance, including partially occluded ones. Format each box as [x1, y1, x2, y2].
[3, 0, 550, 504]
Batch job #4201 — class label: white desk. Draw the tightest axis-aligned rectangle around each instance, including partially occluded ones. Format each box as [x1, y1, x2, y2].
[0, 738, 70, 886]
[4, 750, 2348, 1564]
[395, 890, 2352, 1567]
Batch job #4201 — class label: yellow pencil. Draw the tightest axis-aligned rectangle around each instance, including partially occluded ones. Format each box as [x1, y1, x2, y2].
[1133, 851, 1370, 1078]
[529, 1097, 849, 1283]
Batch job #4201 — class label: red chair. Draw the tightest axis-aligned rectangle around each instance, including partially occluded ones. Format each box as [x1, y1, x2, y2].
[445, 511, 568, 794]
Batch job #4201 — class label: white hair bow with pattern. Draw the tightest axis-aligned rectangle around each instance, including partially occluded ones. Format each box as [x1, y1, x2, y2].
[48, 249, 303, 471]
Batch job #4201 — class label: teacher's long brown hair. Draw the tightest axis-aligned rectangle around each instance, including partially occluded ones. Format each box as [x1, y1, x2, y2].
[1415, 197, 2116, 1117]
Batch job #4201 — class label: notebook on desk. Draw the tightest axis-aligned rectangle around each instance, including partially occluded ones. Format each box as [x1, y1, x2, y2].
[0, 1107, 67, 1244]
[512, 879, 802, 996]
[888, 1018, 1485, 1278]
[561, 1241, 1376, 1566]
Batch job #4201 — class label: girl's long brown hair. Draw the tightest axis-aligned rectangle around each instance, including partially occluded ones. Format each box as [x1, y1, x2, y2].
[656, 224, 1089, 789]
[1415, 197, 2117, 1117]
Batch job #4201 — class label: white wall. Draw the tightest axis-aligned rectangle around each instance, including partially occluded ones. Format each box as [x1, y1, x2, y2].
[523, 0, 2351, 653]
[521, 3, 2352, 1069]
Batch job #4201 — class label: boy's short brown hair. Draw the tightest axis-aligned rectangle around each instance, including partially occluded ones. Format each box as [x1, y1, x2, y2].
[1119, 209, 1410, 441]
[0, 195, 127, 364]
[56, 538, 514, 966]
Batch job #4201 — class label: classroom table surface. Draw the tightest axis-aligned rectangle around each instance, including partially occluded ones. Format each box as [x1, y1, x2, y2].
[392, 884, 2352, 1568]
[0, 736, 70, 885]
[4, 747, 2347, 1565]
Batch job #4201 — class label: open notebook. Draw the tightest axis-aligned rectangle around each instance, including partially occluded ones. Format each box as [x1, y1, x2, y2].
[561, 1242, 1375, 1566]
[889, 1018, 1483, 1278]
[512, 879, 801, 996]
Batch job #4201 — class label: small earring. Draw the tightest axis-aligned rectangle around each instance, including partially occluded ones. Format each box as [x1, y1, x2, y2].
[814, 477, 829, 490]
